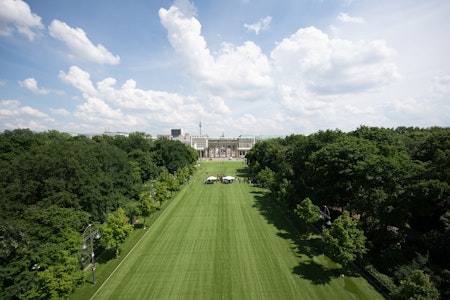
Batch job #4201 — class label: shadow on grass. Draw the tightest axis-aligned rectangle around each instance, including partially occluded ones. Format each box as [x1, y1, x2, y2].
[236, 167, 250, 178]
[251, 191, 341, 285]
[96, 248, 116, 265]
[293, 259, 333, 285]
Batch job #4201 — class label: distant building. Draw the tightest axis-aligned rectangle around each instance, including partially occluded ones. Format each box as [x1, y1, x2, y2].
[190, 136, 209, 158]
[103, 131, 129, 138]
[171, 128, 183, 138]
[189, 135, 256, 159]
[155, 129, 267, 159]
[157, 134, 172, 140]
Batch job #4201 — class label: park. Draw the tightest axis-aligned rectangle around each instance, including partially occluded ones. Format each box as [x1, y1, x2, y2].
[85, 161, 383, 299]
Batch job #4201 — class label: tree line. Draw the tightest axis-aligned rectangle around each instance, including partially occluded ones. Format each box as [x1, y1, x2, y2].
[246, 126, 449, 299]
[0, 129, 198, 299]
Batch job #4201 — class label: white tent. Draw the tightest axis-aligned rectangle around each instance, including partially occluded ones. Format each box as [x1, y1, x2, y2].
[222, 176, 235, 183]
[205, 176, 217, 184]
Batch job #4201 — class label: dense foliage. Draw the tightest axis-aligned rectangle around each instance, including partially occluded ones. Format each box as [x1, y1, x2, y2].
[0, 129, 198, 299]
[246, 126, 449, 298]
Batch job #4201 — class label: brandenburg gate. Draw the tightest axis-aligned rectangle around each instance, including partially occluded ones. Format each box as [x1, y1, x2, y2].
[190, 136, 256, 159]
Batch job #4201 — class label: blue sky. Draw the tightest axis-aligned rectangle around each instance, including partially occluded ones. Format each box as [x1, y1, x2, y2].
[0, 0, 449, 137]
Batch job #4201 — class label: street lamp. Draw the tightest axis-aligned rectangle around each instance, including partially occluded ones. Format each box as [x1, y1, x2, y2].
[81, 224, 101, 284]
[319, 206, 332, 247]
[319, 205, 332, 226]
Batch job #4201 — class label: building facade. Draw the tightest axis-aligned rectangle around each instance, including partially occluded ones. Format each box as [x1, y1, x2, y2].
[190, 136, 256, 159]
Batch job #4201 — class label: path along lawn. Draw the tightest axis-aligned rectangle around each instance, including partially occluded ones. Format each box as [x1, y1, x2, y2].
[90, 161, 384, 300]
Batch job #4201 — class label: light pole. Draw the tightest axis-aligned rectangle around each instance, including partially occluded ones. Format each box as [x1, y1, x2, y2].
[81, 224, 101, 284]
[319, 205, 332, 226]
[319, 206, 332, 247]
[150, 183, 156, 219]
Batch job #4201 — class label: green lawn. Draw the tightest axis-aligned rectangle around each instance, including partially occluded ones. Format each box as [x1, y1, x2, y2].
[88, 161, 384, 299]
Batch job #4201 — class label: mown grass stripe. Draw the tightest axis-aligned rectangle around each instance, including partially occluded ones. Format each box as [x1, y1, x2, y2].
[91, 161, 383, 300]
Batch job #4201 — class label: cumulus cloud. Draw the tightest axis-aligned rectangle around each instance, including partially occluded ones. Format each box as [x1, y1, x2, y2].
[206, 95, 231, 114]
[244, 16, 272, 35]
[58, 65, 206, 132]
[0, 0, 44, 40]
[59, 66, 97, 96]
[0, 99, 47, 118]
[18, 77, 49, 95]
[0, 99, 53, 130]
[155, 2, 406, 135]
[173, 0, 197, 18]
[49, 20, 120, 65]
[159, 4, 273, 100]
[337, 12, 366, 24]
[271, 26, 399, 95]
[159, 2, 398, 105]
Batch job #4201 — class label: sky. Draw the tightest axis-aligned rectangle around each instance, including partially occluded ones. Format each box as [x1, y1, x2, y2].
[0, 0, 449, 137]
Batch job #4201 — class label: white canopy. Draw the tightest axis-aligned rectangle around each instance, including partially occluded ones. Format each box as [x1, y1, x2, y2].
[206, 176, 217, 181]
[223, 176, 235, 181]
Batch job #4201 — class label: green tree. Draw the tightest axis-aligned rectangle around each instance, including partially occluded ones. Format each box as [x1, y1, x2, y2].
[391, 270, 440, 300]
[307, 135, 378, 210]
[324, 211, 367, 267]
[175, 166, 191, 186]
[20, 251, 84, 300]
[153, 139, 197, 174]
[295, 198, 320, 235]
[102, 208, 134, 258]
[128, 149, 159, 182]
[153, 180, 170, 203]
[138, 183, 157, 229]
[257, 167, 277, 190]
[158, 167, 179, 192]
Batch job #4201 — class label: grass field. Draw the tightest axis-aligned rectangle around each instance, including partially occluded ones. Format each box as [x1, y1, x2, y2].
[88, 161, 384, 299]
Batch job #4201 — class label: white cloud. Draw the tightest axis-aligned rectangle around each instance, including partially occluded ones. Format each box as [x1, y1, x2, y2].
[159, 4, 273, 100]
[337, 12, 366, 24]
[244, 16, 272, 35]
[0, 99, 52, 131]
[384, 96, 450, 127]
[59, 66, 97, 96]
[0, 0, 44, 40]
[431, 75, 450, 96]
[0, 80, 6, 86]
[206, 95, 231, 114]
[74, 97, 124, 121]
[48, 20, 120, 65]
[49, 108, 71, 116]
[271, 26, 399, 95]
[156, 3, 408, 136]
[58, 66, 205, 133]
[18, 77, 49, 95]
[173, 0, 197, 18]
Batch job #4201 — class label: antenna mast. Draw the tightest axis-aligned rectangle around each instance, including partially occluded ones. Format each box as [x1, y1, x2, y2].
[199, 120, 202, 136]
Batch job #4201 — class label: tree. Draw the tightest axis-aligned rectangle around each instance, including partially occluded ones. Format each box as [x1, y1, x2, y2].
[307, 135, 379, 210]
[391, 270, 440, 300]
[257, 167, 277, 190]
[158, 167, 179, 192]
[324, 211, 367, 267]
[138, 183, 157, 229]
[20, 252, 84, 300]
[101, 208, 134, 258]
[295, 198, 320, 235]
[153, 139, 197, 174]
